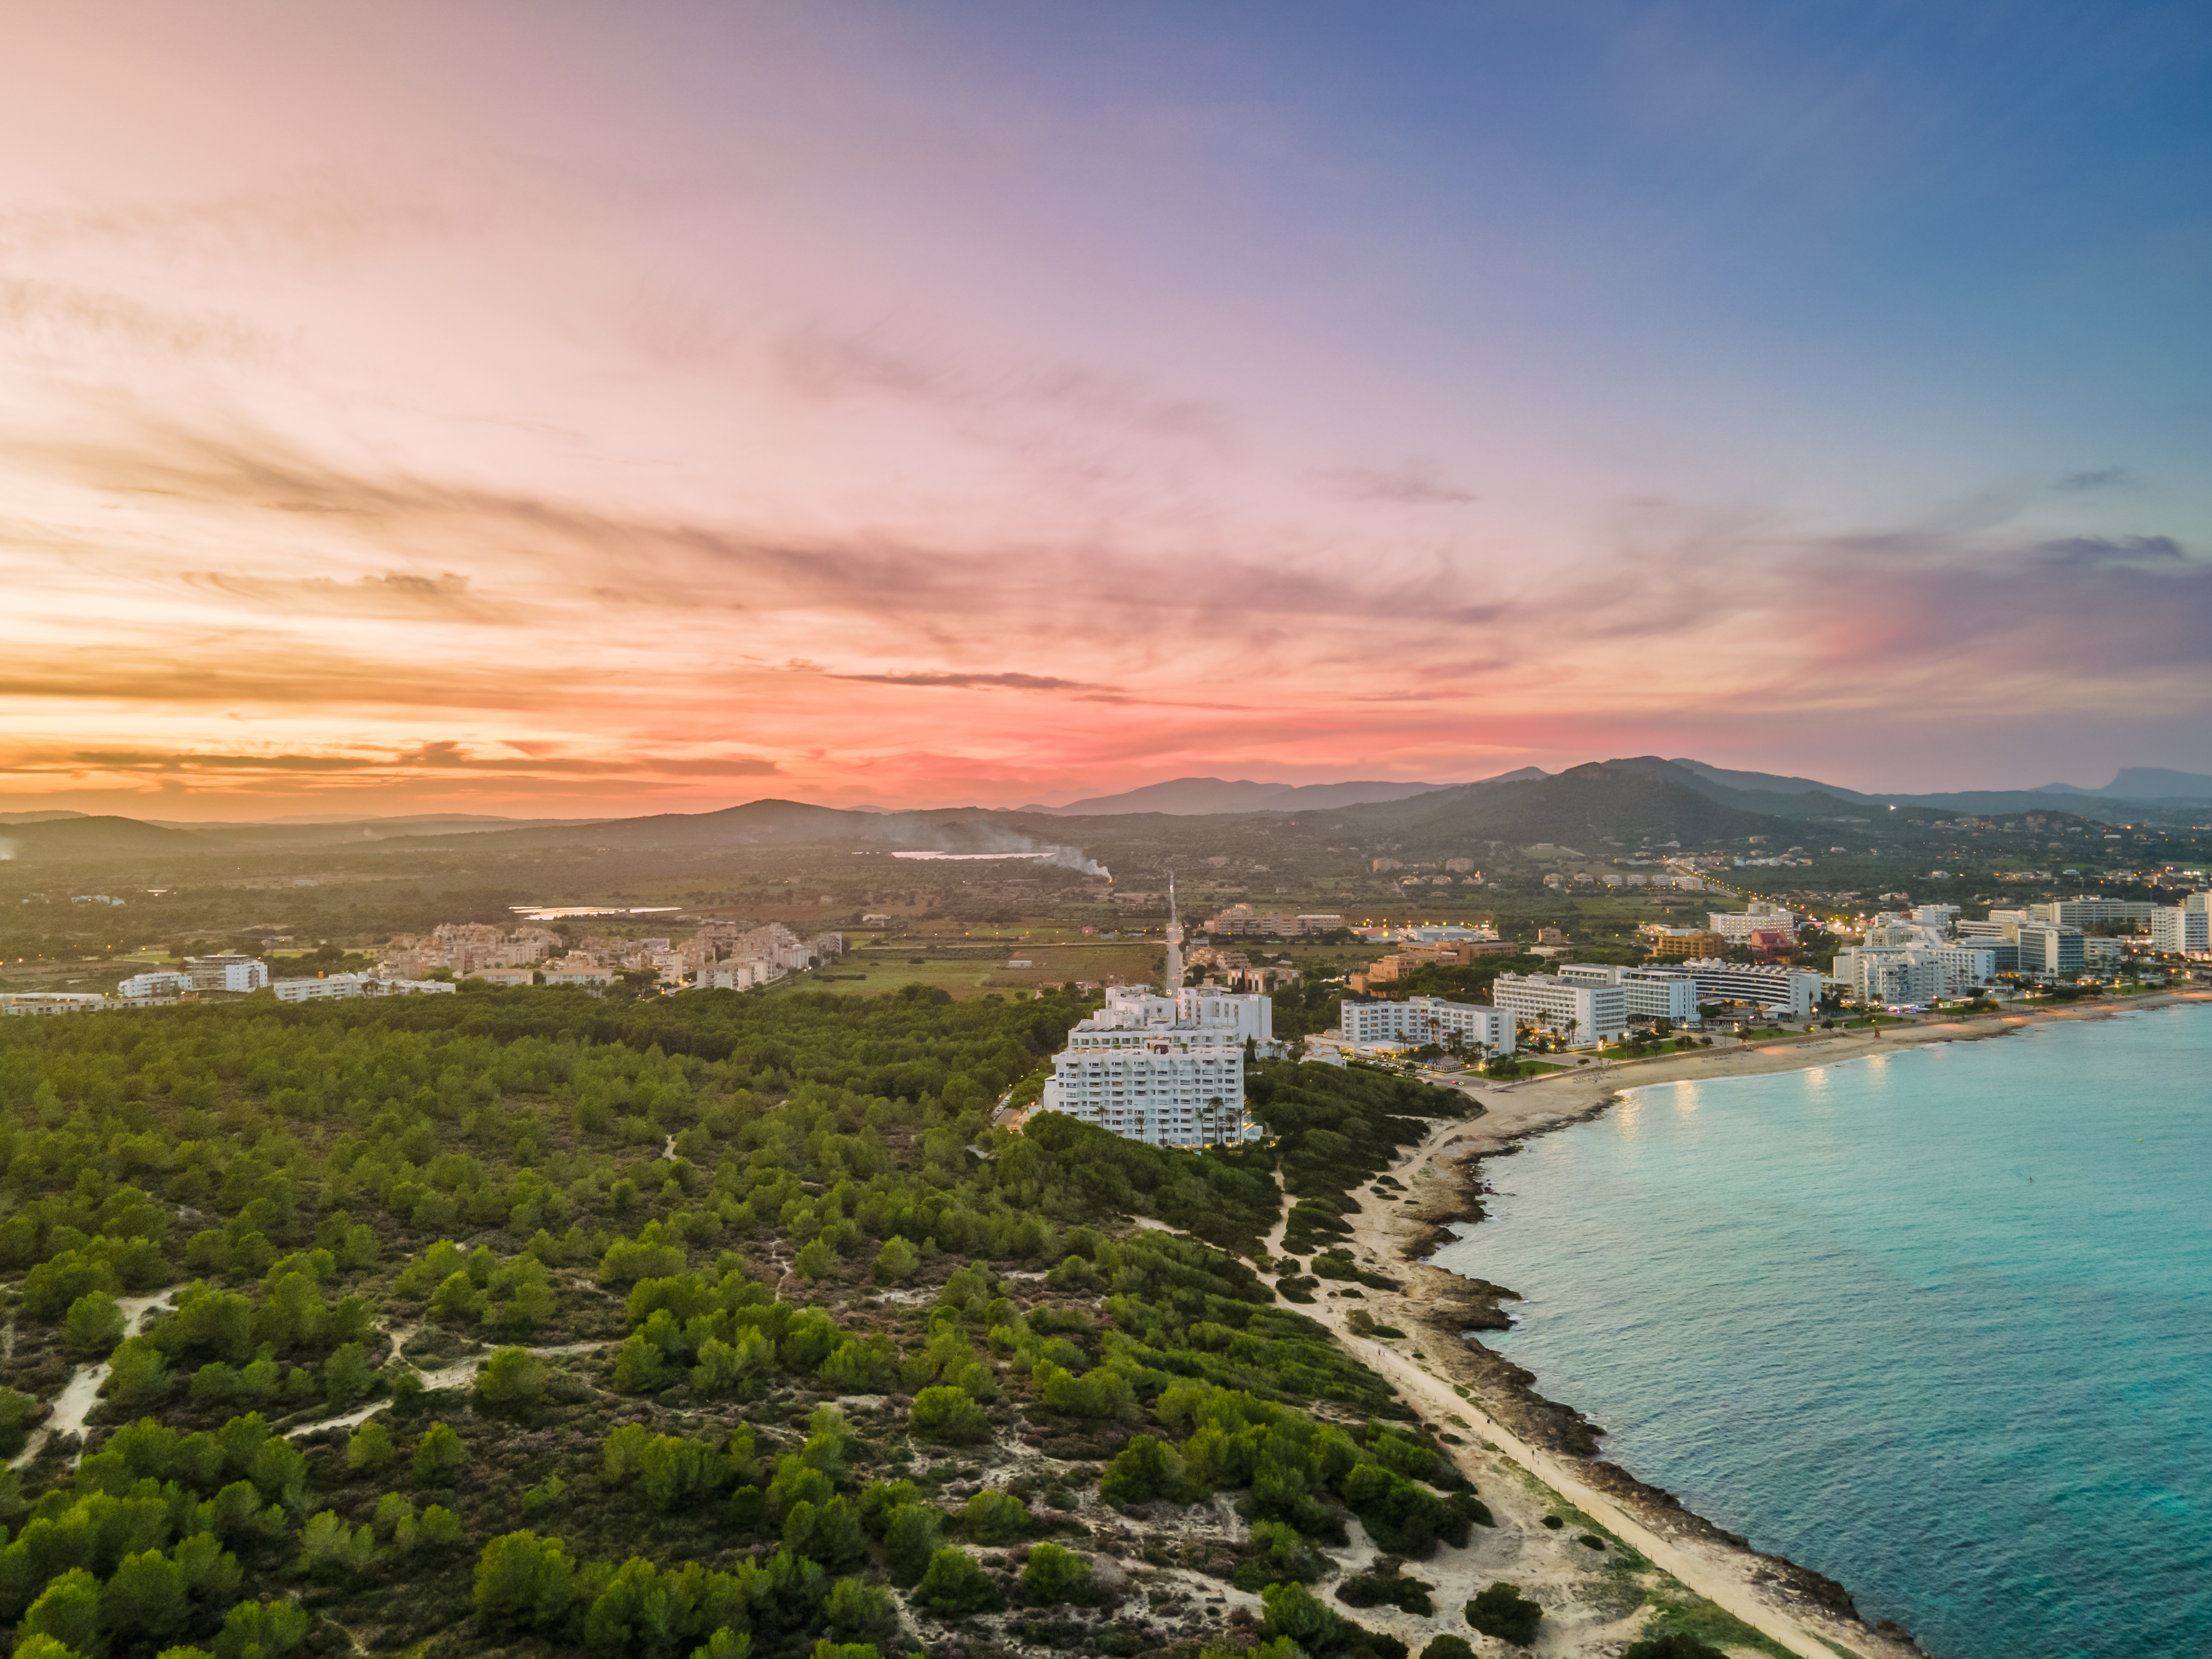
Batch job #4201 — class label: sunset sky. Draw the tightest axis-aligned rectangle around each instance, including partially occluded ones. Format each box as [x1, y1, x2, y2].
[3, 2, 2209, 819]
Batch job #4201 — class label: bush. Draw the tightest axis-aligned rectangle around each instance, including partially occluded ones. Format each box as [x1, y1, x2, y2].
[347, 1419, 395, 1473]
[960, 1488, 1029, 1544]
[910, 1385, 990, 1444]
[1018, 1541, 1093, 1607]
[822, 1577, 898, 1645]
[873, 1236, 921, 1283]
[881, 1504, 944, 1587]
[105, 1337, 168, 1407]
[412, 1420, 467, 1486]
[475, 1346, 549, 1412]
[794, 1238, 837, 1280]
[323, 1342, 375, 1409]
[1465, 1583, 1543, 1647]
[0, 1388, 44, 1458]
[1421, 1639, 1476, 1659]
[1336, 1560, 1435, 1616]
[913, 1546, 1000, 1616]
[1099, 1434, 1190, 1505]
[65, 1291, 127, 1359]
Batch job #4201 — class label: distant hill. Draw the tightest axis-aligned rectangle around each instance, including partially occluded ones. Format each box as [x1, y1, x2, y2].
[475, 797, 1049, 854]
[1044, 777, 1452, 816]
[0, 809, 91, 825]
[0, 815, 198, 860]
[2043, 767, 2212, 802]
[1321, 761, 1797, 848]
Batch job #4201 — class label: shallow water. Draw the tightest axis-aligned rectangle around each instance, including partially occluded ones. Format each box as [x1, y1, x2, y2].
[1427, 1006, 2212, 1659]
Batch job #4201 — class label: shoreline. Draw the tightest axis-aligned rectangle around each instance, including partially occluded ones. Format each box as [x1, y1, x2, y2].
[1313, 990, 2212, 1658]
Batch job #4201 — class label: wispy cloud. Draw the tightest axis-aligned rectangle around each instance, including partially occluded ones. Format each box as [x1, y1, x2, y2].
[1317, 458, 1478, 504]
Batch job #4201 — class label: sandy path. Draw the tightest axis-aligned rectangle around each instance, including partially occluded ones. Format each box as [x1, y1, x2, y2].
[280, 1338, 617, 1438]
[8, 1287, 180, 1469]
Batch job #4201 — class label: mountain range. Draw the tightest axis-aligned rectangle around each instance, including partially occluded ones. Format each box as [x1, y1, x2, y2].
[1, 758, 2206, 865]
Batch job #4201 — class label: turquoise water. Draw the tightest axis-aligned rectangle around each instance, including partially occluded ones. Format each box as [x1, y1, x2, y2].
[1426, 1005, 2212, 1659]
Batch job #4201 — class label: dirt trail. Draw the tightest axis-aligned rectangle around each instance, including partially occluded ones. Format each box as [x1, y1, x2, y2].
[280, 1338, 618, 1439]
[8, 1287, 180, 1469]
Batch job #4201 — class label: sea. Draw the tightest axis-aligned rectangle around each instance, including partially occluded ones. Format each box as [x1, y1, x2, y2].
[1425, 1004, 2212, 1659]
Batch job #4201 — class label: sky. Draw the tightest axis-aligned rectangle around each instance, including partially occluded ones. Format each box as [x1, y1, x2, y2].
[2, 1, 2209, 820]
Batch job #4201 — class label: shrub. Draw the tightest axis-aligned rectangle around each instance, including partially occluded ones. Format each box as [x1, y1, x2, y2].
[822, 1577, 898, 1645]
[1465, 1584, 1543, 1647]
[105, 1337, 168, 1406]
[1232, 1520, 1328, 1590]
[475, 1346, 549, 1411]
[65, 1291, 126, 1359]
[1260, 1582, 1344, 1650]
[347, 1419, 395, 1473]
[613, 1333, 667, 1393]
[960, 1489, 1029, 1544]
[1018, 1541, 1093, 1606]
[873, 1236, 921, 1283]
[0, 1387, 45, 1458]
[1100, 1434, 1190, 1505]
[881, 1504, 944, 1587]
[323, 1342, 375, 1409]
[23, 1570, 101, 1653]
[1336, 1559, 1435, 1616]
[1421, 1639, 1476, 1659]
[412, 1420, 467, 1486]
[912, 1546, 1001, 1616]
[782, 1496, 866, 1568]
[794, 1238, 837, 1280]
[298, 1511, 376, 1579]
[910, 1385, 990, 1444]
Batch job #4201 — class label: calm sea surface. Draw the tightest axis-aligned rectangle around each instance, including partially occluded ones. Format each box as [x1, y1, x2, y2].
[1426, 1005, 2212, 1659]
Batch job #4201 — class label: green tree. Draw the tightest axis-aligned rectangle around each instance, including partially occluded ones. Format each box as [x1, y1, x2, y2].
[612, 1332, 666, 1393]
[909, 1385, 989, 1445]
[881, 1504, 944, 1587]
[65, 1291, 127, 1359]
[1100, 1434, 1188, 1505]
[912, 1547, 1001, 1616]
[960, 1489, 1029, 1544]
[105, 1337, 169, 1407]
[412, 1420, 467, 1486]
[1422, 1639, 1477, 1659]
[872, 1236, 921, 1284]
[100, 1549, 189, 1642]
[822, 1578, 897, 1646]
[212, 1598, 310, 1659]
[347, 1418, 395, 1473]
[475, 1346, 548, 1412]
[1466, 1584, 1544, 1647]
[323, 1342, 375, 1409]
[0, 1387, 45, 1458]
[794, 1237, 837, 1280]
[1018, 1542, 1093, 1606]
[298, 1511, 376, 1579]
[23, 1569, 102, 1654]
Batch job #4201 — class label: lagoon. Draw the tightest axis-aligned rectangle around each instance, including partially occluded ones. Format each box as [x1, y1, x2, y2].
[1427, 1006, 2212, 1659]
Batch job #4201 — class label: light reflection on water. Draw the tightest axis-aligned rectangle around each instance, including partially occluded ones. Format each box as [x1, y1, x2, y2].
[1434, 1008, 2212, 1659]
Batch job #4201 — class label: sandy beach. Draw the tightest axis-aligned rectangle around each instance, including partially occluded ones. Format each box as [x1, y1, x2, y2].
[1294, 990, 2212, 1658]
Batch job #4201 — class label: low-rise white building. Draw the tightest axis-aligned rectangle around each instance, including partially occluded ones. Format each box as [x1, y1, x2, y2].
[117, 970, 194, 999]
[1677, 960, 1823, 1018]
[694, 961, 786, 990]
[1340, 995, 1514, 1054]
[1707, 902, 1798, 944]
[0, 993, 109, 1017]
[271, 974, 456, 1003]
[1490, 974, 1627, 1047]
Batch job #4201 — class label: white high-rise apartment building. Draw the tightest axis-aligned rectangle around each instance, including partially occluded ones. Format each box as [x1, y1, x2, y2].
[2150, 899, 2211, 955]
[1490, 974, 1628, 1047]
[1676, 960, 1824, 1018]
[1034, 880, 1271, 1148]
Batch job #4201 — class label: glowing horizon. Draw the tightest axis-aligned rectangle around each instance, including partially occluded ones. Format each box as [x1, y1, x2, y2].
[3, 3, 2208, 821]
